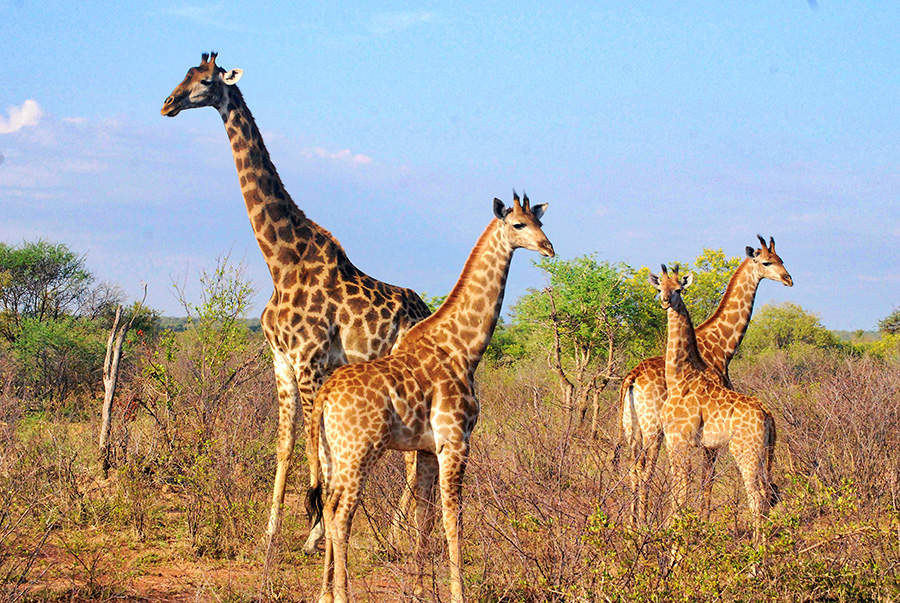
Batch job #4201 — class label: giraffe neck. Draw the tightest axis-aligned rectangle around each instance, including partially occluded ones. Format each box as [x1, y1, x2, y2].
[695, 258, 761, 371]
[401, 219, 512, 375]
[217, 87, 308, 281]
[665, 301, 707, 385]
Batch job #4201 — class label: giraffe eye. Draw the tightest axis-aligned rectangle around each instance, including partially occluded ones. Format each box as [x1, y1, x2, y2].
[200, 78, 213, 86]
[762, 262, 772, 266]
[513, 223, 526, 230]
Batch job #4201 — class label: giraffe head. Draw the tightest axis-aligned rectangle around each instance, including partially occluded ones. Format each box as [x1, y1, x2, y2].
[648, 264, 693, 311]
[745, 235, 793, 287]
[161, 52, 243, 117]
[492, 191, 555, 257]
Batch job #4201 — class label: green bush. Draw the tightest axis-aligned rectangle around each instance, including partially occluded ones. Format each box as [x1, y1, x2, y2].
[11, 316, 105, 408]
[740, 302, 848, 357]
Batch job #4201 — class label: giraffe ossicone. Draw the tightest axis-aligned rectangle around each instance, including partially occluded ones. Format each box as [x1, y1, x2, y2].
[307, 193, 553, 603]
[162, 52, 432, 573]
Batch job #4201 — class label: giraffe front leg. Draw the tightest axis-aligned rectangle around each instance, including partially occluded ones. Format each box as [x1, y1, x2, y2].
[413, 451, 439, 599]
[634, 430, 663, 526]
[664, 431, 693, 518]
[662, 430, 693, 574]
[438, 440, 469, 603]
[264, 351, 300, 574]
[388, 451, 419, 552]
[699, 446, 719, 521]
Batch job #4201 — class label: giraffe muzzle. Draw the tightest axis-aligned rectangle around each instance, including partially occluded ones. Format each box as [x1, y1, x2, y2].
[161, 94, 185, 117]
[539, 241, 555, 258]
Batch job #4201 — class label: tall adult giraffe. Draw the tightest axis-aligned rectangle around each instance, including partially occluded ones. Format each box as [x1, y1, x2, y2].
[161, 53, 431, 562]
[647, 265, 776, 545]
[620, 236, 791, 524]
[307, 194, 553, 603]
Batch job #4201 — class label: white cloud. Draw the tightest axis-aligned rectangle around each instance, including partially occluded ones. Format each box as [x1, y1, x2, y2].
[0, 100, 43, 134]
[151, 5, 243, 31]
[305, 147, 372, 165]
[61, 159, 105, 174]
[859, 273, 900, 283]
[369, 12, 437, 35]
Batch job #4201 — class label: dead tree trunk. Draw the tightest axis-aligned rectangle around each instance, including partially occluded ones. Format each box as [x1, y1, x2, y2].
[99, 287, 146, 477]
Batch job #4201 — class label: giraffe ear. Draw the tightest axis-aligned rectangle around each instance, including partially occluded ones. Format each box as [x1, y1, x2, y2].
[648, 272, 660, 287]
[530, 203, 547, 221]
[746, 246, 756, 259]
[223, 69, 243, 86]
[493, 198, 511, 220]
[682, 273, 694, 288]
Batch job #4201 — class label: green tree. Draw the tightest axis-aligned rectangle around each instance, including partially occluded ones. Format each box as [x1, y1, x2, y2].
[878, 307, 900, 336]
[740, 302, 845, 355]
[620, 266, 668, 359]
[11, 316, 106, 405]
[679, 248, 742, 324]
[511, 256, 657, 434]
[0, 240, 146, 404]
[0, 240, 93, 341]
[421, 292, 448, 314]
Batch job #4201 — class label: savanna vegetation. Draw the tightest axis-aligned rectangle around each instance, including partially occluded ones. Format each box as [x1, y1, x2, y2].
[2, 240, 900, 602]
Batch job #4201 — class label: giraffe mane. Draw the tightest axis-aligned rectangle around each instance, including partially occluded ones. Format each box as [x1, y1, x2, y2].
[411, 220, 500, 332]
[696, 256, 752, 329]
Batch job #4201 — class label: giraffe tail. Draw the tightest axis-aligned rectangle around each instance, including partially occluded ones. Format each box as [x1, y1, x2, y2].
[613, 371, 638, 469]
[763, 411, 780, 508]
[305, 394, 325, 527]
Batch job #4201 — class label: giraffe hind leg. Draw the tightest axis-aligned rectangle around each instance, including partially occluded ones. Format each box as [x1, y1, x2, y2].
[321, 415, 387, 603]
[629, 429, 662, 526]
[730, 433, 769, 546]
[318, 484, 340, 603]
[319, 475, 366, 603]
[298, 364, 329, 554]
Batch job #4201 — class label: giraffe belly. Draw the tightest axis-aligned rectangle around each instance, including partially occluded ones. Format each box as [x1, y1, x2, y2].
[699, 424, 730, 449]
[387, 393, 437, 452]
[390, 423, 436, 452]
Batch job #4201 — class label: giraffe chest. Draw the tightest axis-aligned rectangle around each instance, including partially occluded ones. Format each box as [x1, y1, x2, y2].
[388, 356, 478, 450]
[664, 375, 734, 441]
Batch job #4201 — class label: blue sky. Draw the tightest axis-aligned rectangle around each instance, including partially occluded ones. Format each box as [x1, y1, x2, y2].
[1, 2, 898, 330]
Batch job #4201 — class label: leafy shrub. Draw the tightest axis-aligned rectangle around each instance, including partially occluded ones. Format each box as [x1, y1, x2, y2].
[136, 256, 276, 557]
[740, 302, 848, 356]
[11, 316, 105, 408]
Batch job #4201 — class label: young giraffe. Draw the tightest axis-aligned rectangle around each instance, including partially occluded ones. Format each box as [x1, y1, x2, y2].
[648, 264, 776, 545]
[621, 236, 792, 524]
[161, 53, 431, 559]
[307, 194, 554, 603]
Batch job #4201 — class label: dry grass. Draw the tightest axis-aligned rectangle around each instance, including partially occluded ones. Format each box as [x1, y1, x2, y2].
[3, 348, 900, 602]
